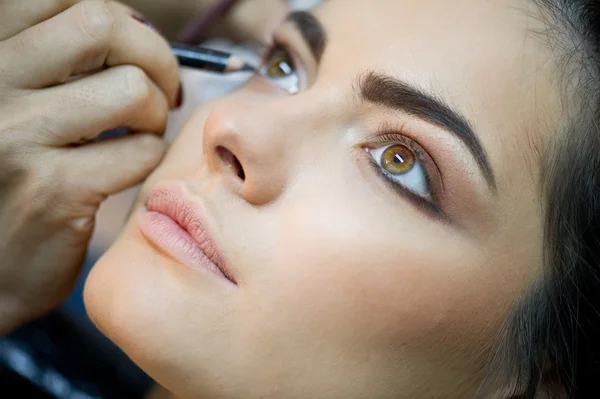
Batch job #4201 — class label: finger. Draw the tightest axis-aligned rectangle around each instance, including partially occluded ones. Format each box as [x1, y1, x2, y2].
[105, 1, 180, 108]
[0, 0, 117, 88]
[0, 0, 79, 40]
[2, 0, 179, 107]
[61, 133, 167, 197]
[27, 65, 169, 146]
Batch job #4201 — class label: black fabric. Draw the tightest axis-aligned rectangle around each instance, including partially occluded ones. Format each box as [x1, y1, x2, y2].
[0, 311, 153, 399]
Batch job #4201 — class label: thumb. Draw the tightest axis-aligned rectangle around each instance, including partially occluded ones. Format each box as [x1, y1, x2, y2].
[63, 133, 167, 198]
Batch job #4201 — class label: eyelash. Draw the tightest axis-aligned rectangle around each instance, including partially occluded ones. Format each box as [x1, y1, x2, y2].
[366, 130, 445, 218]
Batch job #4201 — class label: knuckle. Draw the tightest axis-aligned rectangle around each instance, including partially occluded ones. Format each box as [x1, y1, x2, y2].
[121, 66, 152, 107]
[77, 0, 115, 44]
[67, 216, 96, 240]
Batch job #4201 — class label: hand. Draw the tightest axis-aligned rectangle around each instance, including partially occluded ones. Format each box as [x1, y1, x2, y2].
[0, 0, 180, 334]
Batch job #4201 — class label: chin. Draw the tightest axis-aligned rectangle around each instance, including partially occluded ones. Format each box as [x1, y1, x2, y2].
[84, 234, 161, 355]
[84, 228, 183, 386]
[83, 221, 243, 397]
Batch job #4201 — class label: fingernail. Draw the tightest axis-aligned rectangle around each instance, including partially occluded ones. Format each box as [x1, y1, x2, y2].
[132, 14, 163, 35]
[176, 83, 184, 109]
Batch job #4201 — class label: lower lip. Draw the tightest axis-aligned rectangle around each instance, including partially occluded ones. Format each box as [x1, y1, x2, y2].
[137, 210, 228, 281]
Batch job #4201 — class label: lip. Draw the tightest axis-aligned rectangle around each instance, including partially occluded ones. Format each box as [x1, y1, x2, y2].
[137, 185, 236, 285]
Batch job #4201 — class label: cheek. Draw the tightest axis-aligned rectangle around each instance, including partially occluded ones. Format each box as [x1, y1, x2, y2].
[261, 182, 515, 357]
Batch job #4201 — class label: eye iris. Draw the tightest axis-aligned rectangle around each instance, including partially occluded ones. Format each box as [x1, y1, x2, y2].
[267, 53, 293, 77]
[381, 145, 415, 175]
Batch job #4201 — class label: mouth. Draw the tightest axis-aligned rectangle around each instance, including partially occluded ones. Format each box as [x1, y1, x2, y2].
[137, 185, 236, 285]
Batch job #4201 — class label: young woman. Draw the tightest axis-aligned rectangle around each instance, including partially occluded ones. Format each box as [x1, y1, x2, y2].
[84, 0, 600, 397]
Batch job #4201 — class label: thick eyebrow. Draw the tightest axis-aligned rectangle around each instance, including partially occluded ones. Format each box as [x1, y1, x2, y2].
[286, 11, 327, 62]
[358, 71, 497, 192]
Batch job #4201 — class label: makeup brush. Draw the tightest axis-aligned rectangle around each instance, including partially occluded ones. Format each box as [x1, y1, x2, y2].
[171, 43, 255, 73]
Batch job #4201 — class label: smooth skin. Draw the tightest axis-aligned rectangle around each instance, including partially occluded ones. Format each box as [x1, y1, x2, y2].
[0, 0, 179, 334]
[86, 0, 564, 397]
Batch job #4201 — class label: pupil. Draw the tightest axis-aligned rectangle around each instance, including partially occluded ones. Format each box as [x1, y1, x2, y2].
[394, 154, 404, 164]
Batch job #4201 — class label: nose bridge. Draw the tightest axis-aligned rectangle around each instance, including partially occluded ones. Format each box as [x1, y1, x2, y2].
[203, 98, 314, 205]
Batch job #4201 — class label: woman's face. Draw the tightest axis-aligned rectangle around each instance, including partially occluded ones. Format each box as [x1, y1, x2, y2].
[85, 1, 562, 397]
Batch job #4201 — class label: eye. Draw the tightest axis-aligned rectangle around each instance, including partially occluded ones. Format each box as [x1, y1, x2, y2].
[259, 45, 300, 94]
[369, 144, 431, 199]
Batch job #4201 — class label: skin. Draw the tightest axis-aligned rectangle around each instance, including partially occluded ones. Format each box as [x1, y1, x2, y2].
[84, 0, 565, 397]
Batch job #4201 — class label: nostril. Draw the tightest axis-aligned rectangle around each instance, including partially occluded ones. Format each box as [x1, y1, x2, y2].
[216, 146, 245, 181]
[234, 157, 245, 180]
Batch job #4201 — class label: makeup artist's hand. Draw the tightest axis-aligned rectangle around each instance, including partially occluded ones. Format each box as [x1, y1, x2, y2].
[0, 0, 180, 334]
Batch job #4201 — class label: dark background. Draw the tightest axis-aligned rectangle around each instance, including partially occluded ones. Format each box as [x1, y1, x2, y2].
[0, 250, 153, 399]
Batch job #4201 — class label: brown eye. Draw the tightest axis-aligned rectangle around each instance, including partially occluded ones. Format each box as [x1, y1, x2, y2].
[266, 49, 295, 78]
[369, 141, 433, 200]
[381, 145, 415, 175]
[259, 45, 300, 94]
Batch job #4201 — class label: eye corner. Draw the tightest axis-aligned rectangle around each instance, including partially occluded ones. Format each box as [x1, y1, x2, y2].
[361, 144, 376, 153]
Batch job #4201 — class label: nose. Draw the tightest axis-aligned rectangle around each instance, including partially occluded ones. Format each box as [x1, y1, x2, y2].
[203, 101, 292, 205]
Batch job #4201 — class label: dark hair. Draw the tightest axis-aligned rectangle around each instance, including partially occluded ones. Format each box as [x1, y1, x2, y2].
[483, 1, 600, 397]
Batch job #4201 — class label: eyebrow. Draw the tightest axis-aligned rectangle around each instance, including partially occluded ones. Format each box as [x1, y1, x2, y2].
[358, 71, 497, 192]
[286, 11, 327, 62]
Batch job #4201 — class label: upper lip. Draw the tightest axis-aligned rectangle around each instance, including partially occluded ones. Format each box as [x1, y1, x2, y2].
[145, 185, 236, 284]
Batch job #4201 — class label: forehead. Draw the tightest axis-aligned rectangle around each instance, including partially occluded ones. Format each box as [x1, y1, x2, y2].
[313, 0, 562, 188]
